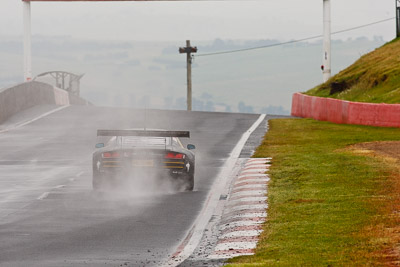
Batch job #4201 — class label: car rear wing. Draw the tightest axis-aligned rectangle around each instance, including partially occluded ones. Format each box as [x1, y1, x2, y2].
[97, 130, 190, 138]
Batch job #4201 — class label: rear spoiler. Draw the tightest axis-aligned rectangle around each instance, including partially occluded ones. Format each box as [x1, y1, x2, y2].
[97, 130, 190, 138]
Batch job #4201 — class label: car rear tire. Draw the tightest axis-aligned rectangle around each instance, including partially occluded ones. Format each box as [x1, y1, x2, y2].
[92, 177, 102, 191]
[92, 166, 105, 191]
[183, 174, 194, 191]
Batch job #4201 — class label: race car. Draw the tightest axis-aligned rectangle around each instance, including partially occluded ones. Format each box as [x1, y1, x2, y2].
[92, 129, 196, 191]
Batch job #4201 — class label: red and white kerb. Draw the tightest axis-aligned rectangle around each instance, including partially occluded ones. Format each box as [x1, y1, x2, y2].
[209, 158, 271, 259]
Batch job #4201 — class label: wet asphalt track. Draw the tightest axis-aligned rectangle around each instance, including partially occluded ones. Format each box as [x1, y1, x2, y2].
[0, 105, 274, 266]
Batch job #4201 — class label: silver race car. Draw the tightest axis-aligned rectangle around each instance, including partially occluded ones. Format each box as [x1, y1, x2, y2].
[93, 129, 196, 191]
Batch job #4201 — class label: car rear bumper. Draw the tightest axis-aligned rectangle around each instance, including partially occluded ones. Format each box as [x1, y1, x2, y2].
[96, 167, 187, 179]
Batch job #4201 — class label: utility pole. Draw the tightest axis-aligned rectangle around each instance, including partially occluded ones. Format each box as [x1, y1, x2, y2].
[396, 0, 400, 37]
[179, 40, 197, 111]
[23, 0, 32, 82]
[322, 0, 331, 83]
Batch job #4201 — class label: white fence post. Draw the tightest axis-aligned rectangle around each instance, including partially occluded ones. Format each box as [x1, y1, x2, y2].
[23, 1, 32, 82]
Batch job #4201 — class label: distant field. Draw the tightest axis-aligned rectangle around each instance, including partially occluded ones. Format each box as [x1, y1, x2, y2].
[227, 118, 400, 266]
[0, 35, 386, 113]
[306, 38, 400, 104]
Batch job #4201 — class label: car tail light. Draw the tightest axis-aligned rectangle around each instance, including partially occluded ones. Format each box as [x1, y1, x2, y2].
[102, 152, 120, 158]
[165, 152, 184, 159]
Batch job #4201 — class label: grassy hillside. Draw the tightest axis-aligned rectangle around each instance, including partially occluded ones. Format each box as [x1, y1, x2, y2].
[306, 38, 400, 103]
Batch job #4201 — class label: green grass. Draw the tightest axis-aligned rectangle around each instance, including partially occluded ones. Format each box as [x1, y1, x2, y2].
[226, 118, 400, 266]
[305, 38, 400, 103]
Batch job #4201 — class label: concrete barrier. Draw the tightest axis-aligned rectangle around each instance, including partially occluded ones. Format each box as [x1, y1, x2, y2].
[0, 81, 90, 124]
[291, 93, 400, 128]
[53, 87, 70, 106]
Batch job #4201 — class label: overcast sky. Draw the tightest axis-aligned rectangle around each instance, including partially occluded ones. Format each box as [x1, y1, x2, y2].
[0, 0, 396, 42]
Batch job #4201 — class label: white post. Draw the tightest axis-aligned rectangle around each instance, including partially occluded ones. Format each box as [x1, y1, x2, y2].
[323, 0, 331, 82]
[23, 1, 32, 82]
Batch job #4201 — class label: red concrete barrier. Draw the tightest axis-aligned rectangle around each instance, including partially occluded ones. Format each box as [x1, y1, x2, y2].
[291, 93, 400, 128]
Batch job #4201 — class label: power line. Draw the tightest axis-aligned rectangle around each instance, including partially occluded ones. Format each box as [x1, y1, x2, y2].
[195, 17, 395, 57]
[333, 17, 394, 34]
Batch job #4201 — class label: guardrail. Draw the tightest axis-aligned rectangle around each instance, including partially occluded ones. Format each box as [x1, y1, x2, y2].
[0, 81, 90, 124]
[291, 93, 400, 128]
[34, 71, 84, 97]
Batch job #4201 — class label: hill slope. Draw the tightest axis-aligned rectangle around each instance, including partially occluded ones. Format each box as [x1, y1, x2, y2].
[306, 38, 400, 103]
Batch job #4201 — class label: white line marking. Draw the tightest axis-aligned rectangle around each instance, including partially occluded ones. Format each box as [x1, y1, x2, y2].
[230, 195, 268, 202]
[54, 185, 65, 189]
[226, 204, 268, 213]
[244, 168, 268, 172]
[221, 230, 263, 239]
[214, 242, 257, 251]
[246, 161, 269, 165]
[248, 157, 272, 162]
[225, 212, 268, 220]
[76, 171, 84, 177]
[208, 252, 254, 259]
[233, 184, 266, 191]
[37, 192, 50, 200]
[168, 114, 266, 265]
[234, 179, 269, 185]
[231, 190, 267, 198]
[242, 166, 268, 172]
[240, 170, 267, 175]
[238, 173, 269, 179]
[246, 161, 271, 164]
[244, 163, 269, 168]
[0, 159, 74, 163]
[230, 190, 268, 196]
[229, 196, 268, 203]
[0, 105, 69, 134]
[240, 172, 268, 178]
[219, 220, 265, 231]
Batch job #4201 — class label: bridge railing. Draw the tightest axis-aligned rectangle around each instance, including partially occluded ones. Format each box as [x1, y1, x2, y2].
[33, 71, 84, 97]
